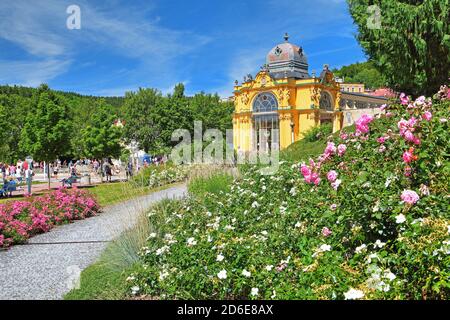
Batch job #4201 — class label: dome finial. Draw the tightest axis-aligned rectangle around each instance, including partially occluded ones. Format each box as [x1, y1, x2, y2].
[284, 32, 289, 42]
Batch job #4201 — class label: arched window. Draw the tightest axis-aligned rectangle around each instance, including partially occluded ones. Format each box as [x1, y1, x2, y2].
[252, 92, 278, 113]
[319, 91, 333, 111]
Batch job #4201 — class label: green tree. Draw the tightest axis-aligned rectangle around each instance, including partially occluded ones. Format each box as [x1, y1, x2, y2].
[122, 84, 234, 156]
[333, 61, 386, 89]
[347, 0, 450, 96]
[80, 100, 123, 161]
[0, 103, 9, 162]
[122, 88, 166, 154]
[0, 93, 30, 162]
[19, 84, 72, 189]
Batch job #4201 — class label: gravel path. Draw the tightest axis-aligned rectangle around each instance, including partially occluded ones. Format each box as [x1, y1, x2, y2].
[0, 184, 187, 300]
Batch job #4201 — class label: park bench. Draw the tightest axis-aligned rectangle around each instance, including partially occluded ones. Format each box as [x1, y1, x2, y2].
[61, 175, 80, 188]
[0, 180, 17, 197]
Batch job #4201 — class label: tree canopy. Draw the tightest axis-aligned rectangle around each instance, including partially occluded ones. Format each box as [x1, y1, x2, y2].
[332, 61, 386, 89]
[0, 83, 233, 162]
[347, 0, 450, 96]
[80, 100, 123, 160]
[19, 84, 72, 162]
[122, 85, 234, 155]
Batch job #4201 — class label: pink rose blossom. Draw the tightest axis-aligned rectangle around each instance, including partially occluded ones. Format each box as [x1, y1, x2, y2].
[324, 142, 337, 156]
[404, 166, 412, 177]
[321, 227, 332, 237]
[402, 147, 417, 164]
[337, 144, 347, 157]
[401, 190, 419, 205]
[403, 150, 414, 163]
[300, 164, 311, 177]
[422, 111, 432, 121]
[377, 136, 389, 144]
[400, 93, 410, 105]
[327, 170, 338, 183]
[355, 114, 374, 134]
[331, 179, 342, 191]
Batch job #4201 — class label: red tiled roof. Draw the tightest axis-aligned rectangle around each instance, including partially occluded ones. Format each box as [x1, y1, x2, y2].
[369, 88, 397, 98]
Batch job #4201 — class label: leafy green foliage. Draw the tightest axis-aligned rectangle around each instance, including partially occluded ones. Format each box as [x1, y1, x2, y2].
[130, 165, 188, 189]
[0, 85, 123, 161]
[347, 0, 450, 96]
[332, 61, 386, 89]
[122, 84, 234, 155]
[0, 93, 31, 162]
[19, 84, 72, 162]
[303, 123, 333, 143]
[80, 100, 123, 159]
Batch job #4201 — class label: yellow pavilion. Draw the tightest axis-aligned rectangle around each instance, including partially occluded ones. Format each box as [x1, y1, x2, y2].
[232, 33, 386, 152]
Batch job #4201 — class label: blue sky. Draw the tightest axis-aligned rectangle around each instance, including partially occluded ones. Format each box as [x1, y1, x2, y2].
[0, 0, 367, 98]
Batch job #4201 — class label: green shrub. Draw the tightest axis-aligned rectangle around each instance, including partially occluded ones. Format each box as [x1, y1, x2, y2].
[303, 123, 333, 142]
[130, 164, 187, 188]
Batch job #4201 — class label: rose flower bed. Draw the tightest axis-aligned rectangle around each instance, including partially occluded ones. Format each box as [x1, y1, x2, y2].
[126, 87, 449, 300]
[0, 187, 100, 248]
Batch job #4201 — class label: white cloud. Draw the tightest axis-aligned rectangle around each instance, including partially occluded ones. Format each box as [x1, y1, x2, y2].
[0, 59, 72, 86]
[0, 0, 210, 90]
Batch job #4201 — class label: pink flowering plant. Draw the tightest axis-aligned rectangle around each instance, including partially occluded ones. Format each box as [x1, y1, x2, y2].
[0, 187, 100, 247]
[126, 88, 449, 300]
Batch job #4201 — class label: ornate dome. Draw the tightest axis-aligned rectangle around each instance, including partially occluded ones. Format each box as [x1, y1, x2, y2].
[266, 33, 310, 79]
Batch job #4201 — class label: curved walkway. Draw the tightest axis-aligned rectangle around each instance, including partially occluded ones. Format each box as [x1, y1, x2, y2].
[0, 184, 187, 300]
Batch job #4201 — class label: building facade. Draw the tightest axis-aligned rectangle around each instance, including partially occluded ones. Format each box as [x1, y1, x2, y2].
[232, 34, 388, 152]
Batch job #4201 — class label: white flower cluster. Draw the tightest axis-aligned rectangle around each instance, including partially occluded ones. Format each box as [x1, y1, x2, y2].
[365, 264, 397, 292]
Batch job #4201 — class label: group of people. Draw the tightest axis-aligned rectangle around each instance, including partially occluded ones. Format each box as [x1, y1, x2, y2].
[0, 153, 170, 196]
[142, 155, 167, 168]
[0, 160, 35, 196]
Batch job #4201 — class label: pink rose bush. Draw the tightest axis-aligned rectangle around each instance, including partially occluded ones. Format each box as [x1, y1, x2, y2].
[0, 187, 99, 248]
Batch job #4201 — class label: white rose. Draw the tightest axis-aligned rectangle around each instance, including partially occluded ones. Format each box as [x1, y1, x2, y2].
[395, 214, 406, 224]
[344, 288, 364, 300]
[217, 269, 227, 279]
[242, 269, 251, 277]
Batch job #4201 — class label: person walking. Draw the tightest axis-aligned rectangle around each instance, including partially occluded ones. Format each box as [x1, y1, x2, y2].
[105, 162, 112, 182]
[25, 166, 34, 196]
[126, 161, 133, 180]
[1, 163, 6, 183]
[9, 163, 16, 177]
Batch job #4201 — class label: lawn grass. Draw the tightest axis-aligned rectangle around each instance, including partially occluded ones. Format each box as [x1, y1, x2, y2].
[280, 138, 327, 162]
[0, 181, 183, 206]
[87, 182, 175, 207]
[64, 253, 132, 300]
[187, 172, 233, 198]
